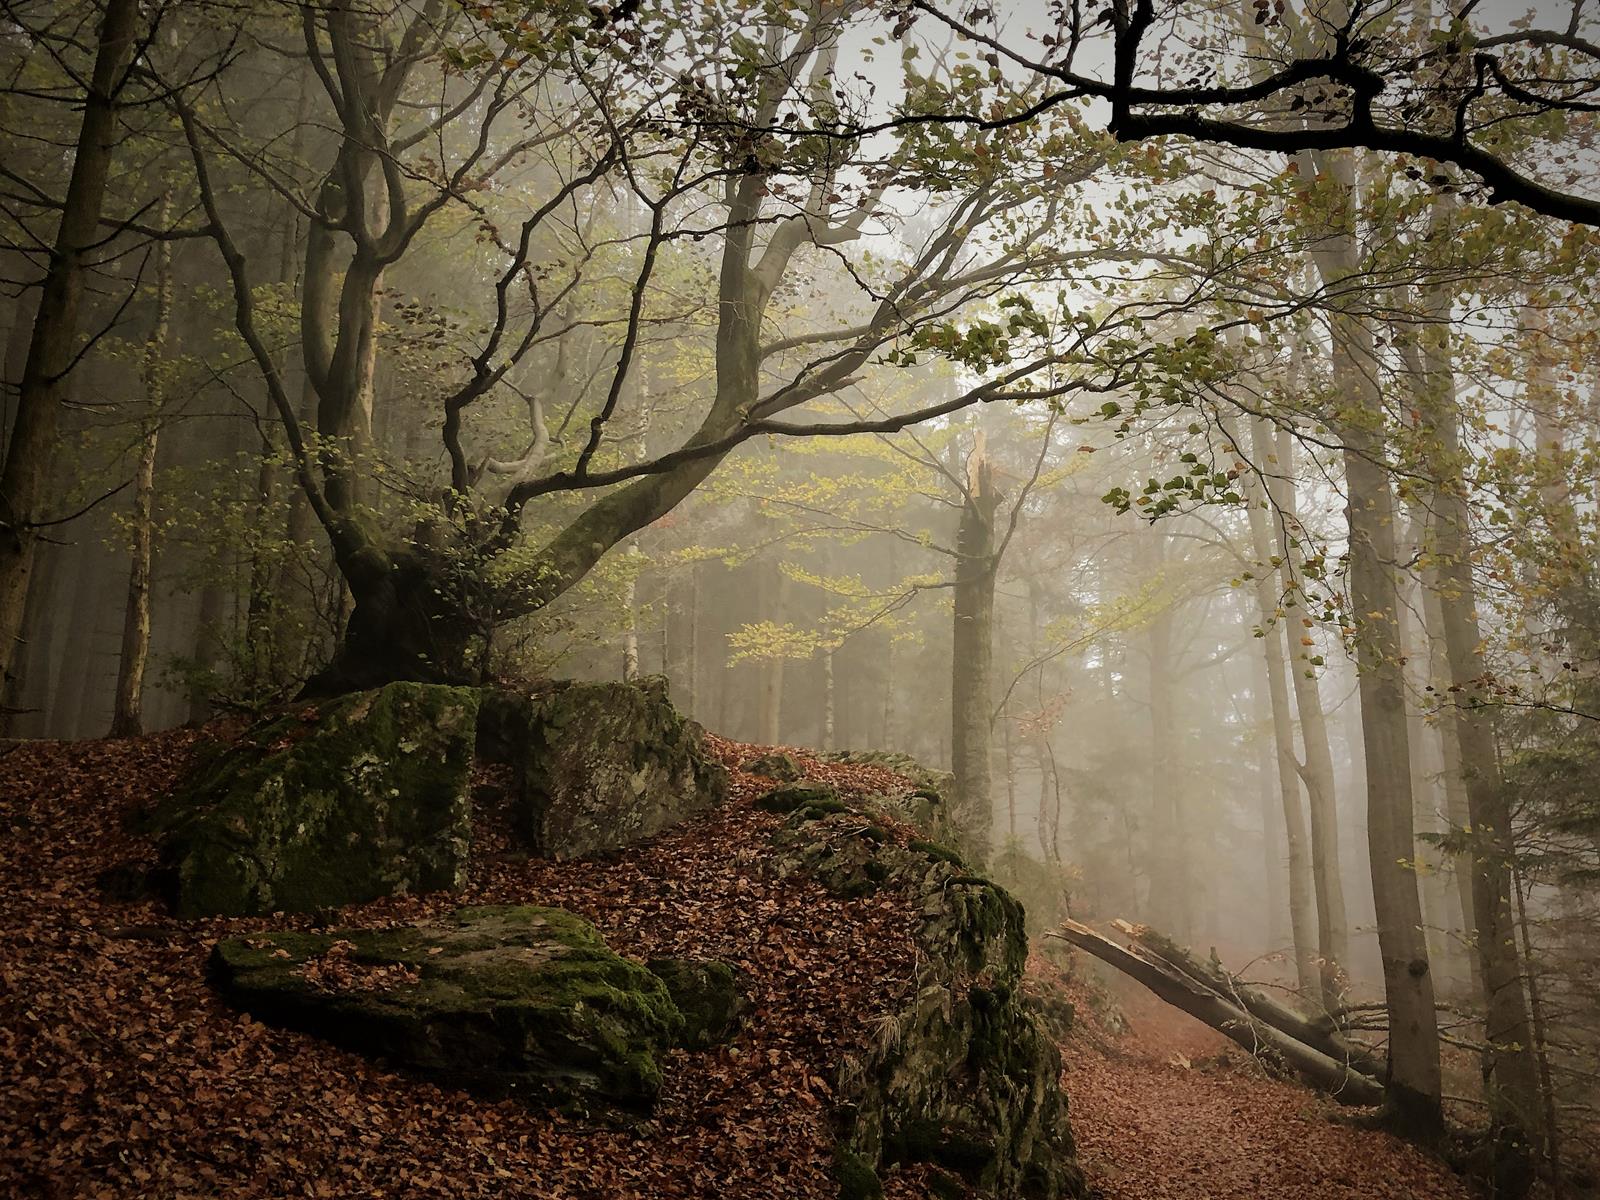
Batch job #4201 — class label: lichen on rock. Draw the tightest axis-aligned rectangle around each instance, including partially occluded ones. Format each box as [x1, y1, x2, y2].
[151, 683, 480, 917]
[478, 676, 728, 859]
[210, 905, 683, 1111]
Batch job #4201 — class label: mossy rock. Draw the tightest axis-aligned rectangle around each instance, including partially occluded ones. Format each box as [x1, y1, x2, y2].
[833, 1144, 884, 1200]
[757, 782, 844, 815]
[768, 762, 1086, 1199]
[821, 749, 983, 865]
[647, 957, 746, 1048]
[152, 683, 479, 917]
[210, 905, 682, 1110]
[478, 677, 727, 859]
[743, 751, 804, 781]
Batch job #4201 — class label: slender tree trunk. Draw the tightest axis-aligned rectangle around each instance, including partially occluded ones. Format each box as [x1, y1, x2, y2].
[758, 566, 787, 744]
[1246, 466, 1320, 1000]
[1268, 424, 1351, 1005]
[110, 199, 174, 737]
[1310, 148, 1442, 1136]
[952, 438, 1000, 863]
[822, 647, 835, 751]
[1423, 578, 1483, 999]
[622, 548, 641, 681]
[1141, 535, 1188, 939]
[0, 0, 141, 699]
[1256, 713, 1291, 952]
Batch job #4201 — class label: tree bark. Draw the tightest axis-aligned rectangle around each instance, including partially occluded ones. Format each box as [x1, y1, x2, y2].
[1309, 147, 1443, 1136]
[1268, 423, 1351, 1006]
[1415, 247, 1540, 1188]
[1245, 436, 1320, 1000]
[952, 436, 1000, 863]
[110, 198, 174, 737]
[1141, 534, 1188, 939]
[0, 0, 141, 700]
[1050, 919, 1384, 1106]
[1125, 922, 1385, 1080]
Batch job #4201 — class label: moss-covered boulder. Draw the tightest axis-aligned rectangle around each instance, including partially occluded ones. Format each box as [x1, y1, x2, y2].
[768, 799, 1084, 1199]
[647, 957, 746, 1048]
[152, 683, 479, 917]
[477, 677, 727, 859]
[210, 905, 682, 1110]
[821, 749, 982, 865]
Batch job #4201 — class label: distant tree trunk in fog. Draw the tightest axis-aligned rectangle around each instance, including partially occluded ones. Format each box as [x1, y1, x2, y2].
[0, 0, 141, 705]
[1254, 717, 1290, 951]
[53, 537, 103, 738]
[821, 647, 835, 751]
[951, 437, 1000, 862]
[683, 562, 701, 716]
[1310, 147, 1442, 1136]
[1412, 242, 1539, 1184]
[1245, 476, 1319, 999]
[1141, 536, 1187, 939]
[1003, 709, 1017, 843]
[1267, 424, 1350, 1006]
[187, 582, 227, 725]
[758, 566, 787, 744]
[110, 203, 174, 737]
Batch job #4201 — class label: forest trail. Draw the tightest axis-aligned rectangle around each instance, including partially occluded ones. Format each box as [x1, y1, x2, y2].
[1053, 962, 1472, 1200]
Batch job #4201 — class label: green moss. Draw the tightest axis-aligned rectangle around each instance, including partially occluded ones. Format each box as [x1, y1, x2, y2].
[757, 783, 841, 814]
[157, 683, 480, 916]
[647, 957, 745, 1049]
[926, 1168, 965, 1200]
[211, 905, 682, 1110]
[832, 1145, 883, 1200]
[909, 840, 966, 866]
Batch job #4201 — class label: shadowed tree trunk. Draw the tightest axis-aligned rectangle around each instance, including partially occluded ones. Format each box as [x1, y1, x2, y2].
[0, 0, 142, 703]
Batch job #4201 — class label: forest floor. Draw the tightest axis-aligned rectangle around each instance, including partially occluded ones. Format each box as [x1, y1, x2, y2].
[0, 725, 1485, 1200]
[1052, 957, 1476, 1200]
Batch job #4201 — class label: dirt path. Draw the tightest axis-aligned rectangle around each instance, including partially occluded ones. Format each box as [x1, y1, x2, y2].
[1053, 965, 1473, 1200]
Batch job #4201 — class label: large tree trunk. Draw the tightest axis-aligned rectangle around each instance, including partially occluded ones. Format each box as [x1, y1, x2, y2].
[1416, 251, 1540, 1191]
[1050, 919, 1384, 1106]
[110, 200, 173, 737]
[1310, 147, 1443, 1137]
[0, 0, 141, 701]
[952, 437, 1001, 863]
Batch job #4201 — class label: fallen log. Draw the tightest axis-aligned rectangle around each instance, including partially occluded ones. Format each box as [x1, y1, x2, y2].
[1118, 921, 1385, 1081]
[1048, 919, 1384, 1107]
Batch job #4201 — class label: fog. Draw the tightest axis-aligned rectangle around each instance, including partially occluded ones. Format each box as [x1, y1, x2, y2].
[4, 0, 1600, 1190]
